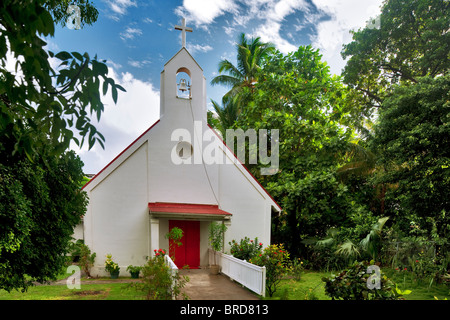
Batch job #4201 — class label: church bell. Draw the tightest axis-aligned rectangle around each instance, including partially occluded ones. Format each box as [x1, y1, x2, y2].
[178, 78, 189, 92]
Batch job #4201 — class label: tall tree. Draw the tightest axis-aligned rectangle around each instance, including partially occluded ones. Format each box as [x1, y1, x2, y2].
[235, 46, 368, 257]
[209, 97, 240, 138]
[0, 0, 124, 291]
[371, 75, 450, 241]
[210, 33, 275, 99]
[0, 150, 88, 292]
[341, 0, 449, 116]
[1, 0, 125, 160]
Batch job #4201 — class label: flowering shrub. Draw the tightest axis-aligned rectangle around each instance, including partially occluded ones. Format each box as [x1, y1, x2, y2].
[104, 253, 120, 274]
[229, 237, 263, 261]
[250, 244, 290, 297]
[132, 250, 189, 300]
[154, 248, 166, 258]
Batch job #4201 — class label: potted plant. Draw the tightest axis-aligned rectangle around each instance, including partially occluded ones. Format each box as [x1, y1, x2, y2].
[165, 227, 183, 261]
[208, 222, 227, 275]
[127, 265, 142, 279]
[104, 254, 120, 279]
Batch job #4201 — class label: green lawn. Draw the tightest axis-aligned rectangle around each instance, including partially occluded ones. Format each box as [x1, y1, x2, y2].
[0, 278, 145, 300]
[265, 270, 449, 300]
[383, 268, 449, 300]
[264, 271, 332, 300]
[1, 270, 447, 300]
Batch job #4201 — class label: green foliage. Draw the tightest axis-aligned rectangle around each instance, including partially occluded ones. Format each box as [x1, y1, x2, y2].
[342, 0, 449, 114]
[322, 261, 406, 300]
[126, 265, 142, 278]
[75, 240, 96, 278]
[372, 75, 450, 243]
[0, 151, 87, 292]
[209, 222, 227, 266]
[209, 97, 240, 138]
[210, 33, 275, 99]
[104, 254, 120, 274]
[359, 216, 390, 260]
[0, 0, 126, 160]
[165, 227, 183, 260]
[287, 258, 304, 281]
[126, 265, 142, 273]
[45, 0, 99, 28]
[132, 251, 189, 300]
[0, 0, 126, 292]
[209, 222, 227, 252]
[233, 45, 368, 258]
[229, 237, 263, 261]
[250, 244, 290, 297]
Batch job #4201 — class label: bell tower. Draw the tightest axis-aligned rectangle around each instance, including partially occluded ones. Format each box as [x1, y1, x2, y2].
[159, 19, 206, 123]
[148, 18, 219, 206]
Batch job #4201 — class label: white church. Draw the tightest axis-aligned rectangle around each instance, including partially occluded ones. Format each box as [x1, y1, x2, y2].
[79, 19, 282, 276]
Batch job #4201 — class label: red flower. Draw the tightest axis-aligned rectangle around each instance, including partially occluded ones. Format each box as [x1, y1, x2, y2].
[416, 260, 419, 263]
[259, 243, 262, 246]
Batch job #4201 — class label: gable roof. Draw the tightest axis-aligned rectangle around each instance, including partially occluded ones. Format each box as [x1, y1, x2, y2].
[81, 120, 282, 212]
[164, 47, 203, 71]
[208, 124, 282, 212]
[81, 119, 160, 191]
[149, 202, 232, 220]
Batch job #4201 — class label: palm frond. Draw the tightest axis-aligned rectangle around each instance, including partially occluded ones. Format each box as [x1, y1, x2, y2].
[210, 74, 241, 87]
[335, 240, 360, 258]
[217, 59, 243, 79]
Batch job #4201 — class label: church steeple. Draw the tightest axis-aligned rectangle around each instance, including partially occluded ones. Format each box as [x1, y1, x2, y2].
[159, 18, 206, 122]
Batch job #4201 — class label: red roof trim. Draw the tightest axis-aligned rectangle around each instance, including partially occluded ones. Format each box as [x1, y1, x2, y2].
[82, 119, 161, 190]
[148, 202, 232, 216]
[207, 124, 282, 212]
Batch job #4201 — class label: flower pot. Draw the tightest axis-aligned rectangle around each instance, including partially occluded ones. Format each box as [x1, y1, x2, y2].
[130, 271, 140, 279]
[110, 271, 120, 279]
[210, 265, 220, 275]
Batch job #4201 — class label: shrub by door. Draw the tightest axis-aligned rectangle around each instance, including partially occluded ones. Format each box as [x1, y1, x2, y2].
[169, 220, 200, 269]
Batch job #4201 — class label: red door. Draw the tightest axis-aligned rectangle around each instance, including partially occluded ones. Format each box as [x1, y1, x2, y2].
[168, 220, 200, 269]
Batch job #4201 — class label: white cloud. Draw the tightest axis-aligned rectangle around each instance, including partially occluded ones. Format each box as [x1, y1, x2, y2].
[106, 60, 123, 70]
[175, 0, 239, 27]
[120, 27, 143, 40]
[72, 67, 160, 174]
[223, 25, 235, 36]
[128, 59, 151, 68]
[310, 0, 384, 75]
[176, 0, 309, 53]
[239, 0, 310, 54]
[187, 43, 213, 54]
[175, 0, 384, 75]
[105, 0, 137, 15]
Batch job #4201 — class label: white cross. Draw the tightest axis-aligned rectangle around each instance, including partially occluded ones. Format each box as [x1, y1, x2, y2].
[175, 18, 193, 48]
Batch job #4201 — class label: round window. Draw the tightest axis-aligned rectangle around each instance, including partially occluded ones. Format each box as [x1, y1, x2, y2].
[176, 141, 193, 159]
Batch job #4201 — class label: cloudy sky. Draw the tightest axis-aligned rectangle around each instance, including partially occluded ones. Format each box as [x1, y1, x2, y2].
[46, 0, 383, 174]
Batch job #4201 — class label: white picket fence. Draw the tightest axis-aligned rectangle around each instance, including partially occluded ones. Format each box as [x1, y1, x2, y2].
[164, 255, 179, 300]
[208, 249, 266, 297]
[164, 254, 178, 275]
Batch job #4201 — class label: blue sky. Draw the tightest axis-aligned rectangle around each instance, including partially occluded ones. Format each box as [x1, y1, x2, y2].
[45, 0, 383, 174]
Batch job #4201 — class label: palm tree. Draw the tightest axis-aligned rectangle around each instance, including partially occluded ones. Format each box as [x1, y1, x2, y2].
[211, 33, 275, 99]
[210, 97, 240, 138]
